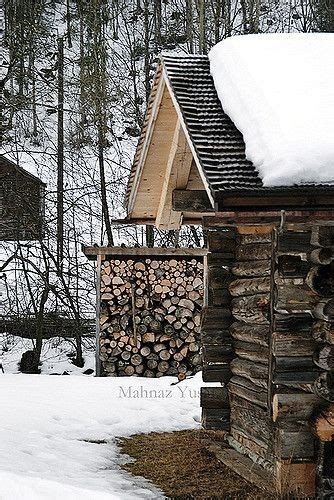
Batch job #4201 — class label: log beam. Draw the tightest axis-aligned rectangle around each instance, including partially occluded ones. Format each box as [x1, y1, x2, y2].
[156, 121, 193, 229]
[172, 189, 214, 212]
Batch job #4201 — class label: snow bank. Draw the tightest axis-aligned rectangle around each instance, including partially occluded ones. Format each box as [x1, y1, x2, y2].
[209, 33, 334, 186]
[0, 373, 213, 499]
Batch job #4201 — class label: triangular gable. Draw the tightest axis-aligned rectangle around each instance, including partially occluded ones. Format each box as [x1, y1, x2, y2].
[126, 63, 213, 229]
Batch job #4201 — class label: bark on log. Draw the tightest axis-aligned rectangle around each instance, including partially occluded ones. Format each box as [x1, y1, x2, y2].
[200, 386, 229, 409]
[232, 294, 270, 325]
[272, 393, 322, 422]
[231, 260, 271, 278]
[230, 359, 268, 388]
[230, 322, 269, 346]
[229, 376, 268, 408]
[229, 277, 271, 297]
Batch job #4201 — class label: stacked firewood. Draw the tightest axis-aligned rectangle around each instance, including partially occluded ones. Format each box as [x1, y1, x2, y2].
[99, 256, 203, 377]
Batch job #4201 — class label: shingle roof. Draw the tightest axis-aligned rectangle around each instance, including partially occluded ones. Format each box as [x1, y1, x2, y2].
[0, 155, 46, 185]
[162, 54, 262, 193]
[126, 54, 334, 208]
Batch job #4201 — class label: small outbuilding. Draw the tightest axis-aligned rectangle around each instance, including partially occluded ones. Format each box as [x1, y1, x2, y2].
[0, 155, 45, 240]
[125, 46, 334, 497]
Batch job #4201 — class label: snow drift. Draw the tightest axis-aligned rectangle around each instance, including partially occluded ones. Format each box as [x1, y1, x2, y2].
[209, 33, 334, 186]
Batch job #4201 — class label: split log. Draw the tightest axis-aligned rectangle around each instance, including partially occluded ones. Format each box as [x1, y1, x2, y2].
[272, 332, 315, 357]
[229, 277, 271, 297]
[230, 322, 269, 346]
[236, 243, 272, 261]
[230, 358, 268, 388]
[313, 371, 334, 402]
[202, 408, 230, 430]
[273, 393, 322, 422]
[234, 341, 269, 364]
[99, 254, 203, 377]
[228, 376, 267, 408]
[231, 294, 270, 325]
[200, 386, 229, 409]
[231, 260, 271, 278]
[275, 423, 315, 460]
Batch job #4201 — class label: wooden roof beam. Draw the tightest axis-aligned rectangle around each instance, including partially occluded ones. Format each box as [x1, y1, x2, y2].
[172, 189, 214, 212]
[155, 121, 193, 230]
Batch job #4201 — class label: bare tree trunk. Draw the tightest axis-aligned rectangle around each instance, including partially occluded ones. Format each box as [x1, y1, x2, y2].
[199, 0, 207, 54]
[66, 0, 72, 48]
[214, 0, 222, 44]
[98, 122, 114, 246]
[33, 286, 50, 371]
[57, 36, 64, 270]
[154, 0, 162, 49]
[186, 0, 194, 53]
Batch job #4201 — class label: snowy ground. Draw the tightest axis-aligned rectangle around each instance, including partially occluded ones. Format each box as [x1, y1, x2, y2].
[0, 367, 208, 499]
[0, 334, 95, 375]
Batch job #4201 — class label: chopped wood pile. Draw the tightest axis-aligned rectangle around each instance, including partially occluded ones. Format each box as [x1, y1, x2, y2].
[99, 256, 203, 377]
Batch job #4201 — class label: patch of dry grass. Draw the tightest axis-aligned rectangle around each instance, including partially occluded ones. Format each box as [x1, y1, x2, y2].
[119, 429, 273, 499]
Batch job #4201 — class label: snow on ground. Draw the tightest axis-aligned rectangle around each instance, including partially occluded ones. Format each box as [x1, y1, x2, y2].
[0, 369, 210, 499]
[0, 335, 95, 376]
[209, 33, 334, 187]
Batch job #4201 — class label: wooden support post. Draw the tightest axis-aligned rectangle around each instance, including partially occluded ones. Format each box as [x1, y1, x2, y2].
[276, 461, 316, 497]
[95, 254, 102, 376]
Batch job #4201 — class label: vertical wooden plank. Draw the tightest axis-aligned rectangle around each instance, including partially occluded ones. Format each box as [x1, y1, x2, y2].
[267, 228, 277, 416]
[95, 254, 102, 376]
[203, 254, 208, 307]
[276, 461, 316, 497]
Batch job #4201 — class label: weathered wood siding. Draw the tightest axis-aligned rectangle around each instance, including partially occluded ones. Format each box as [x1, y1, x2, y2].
[201, 221, 334, 496]
[0, 159, 45, 240]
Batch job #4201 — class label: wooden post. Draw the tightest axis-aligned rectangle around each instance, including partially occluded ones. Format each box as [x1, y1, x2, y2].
[95, 254, 103, 376]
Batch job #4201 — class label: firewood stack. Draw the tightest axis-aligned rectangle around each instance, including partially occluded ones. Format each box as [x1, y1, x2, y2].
[99, 256, 203, 377]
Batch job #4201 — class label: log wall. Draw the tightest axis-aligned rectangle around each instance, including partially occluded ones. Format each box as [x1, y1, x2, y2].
[98, 252, 204, 377]
[201, 221, 334, 497]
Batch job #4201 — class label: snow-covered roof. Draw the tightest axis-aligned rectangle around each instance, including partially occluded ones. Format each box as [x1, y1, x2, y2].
[209, 33, 334, 187]
[127, 42, 334, 218]
[126, 54, 262, 208]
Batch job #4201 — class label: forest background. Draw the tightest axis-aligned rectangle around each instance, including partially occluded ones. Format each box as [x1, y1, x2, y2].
[1, 0, 333, 369]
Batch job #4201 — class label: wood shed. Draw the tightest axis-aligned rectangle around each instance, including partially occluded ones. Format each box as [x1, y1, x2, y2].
[124, 54, 334, 497]
[0, 155, 46, 240]
[84, 246, 206, 378]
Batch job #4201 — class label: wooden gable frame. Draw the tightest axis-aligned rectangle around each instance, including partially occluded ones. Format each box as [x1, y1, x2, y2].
[126, 65, 214, 230]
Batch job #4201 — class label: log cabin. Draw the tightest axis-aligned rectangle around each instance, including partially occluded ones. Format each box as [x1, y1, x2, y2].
[124, 54, 334, 497]
[0, 155, 45, 240]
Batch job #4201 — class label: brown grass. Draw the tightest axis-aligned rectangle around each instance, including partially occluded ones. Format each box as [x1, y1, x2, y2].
[118, 429, 273, 499]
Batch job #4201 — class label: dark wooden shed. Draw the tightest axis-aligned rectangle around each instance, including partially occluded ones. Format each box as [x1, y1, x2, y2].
[0, 155, 46, 240]
[125, 55, 334, 497]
